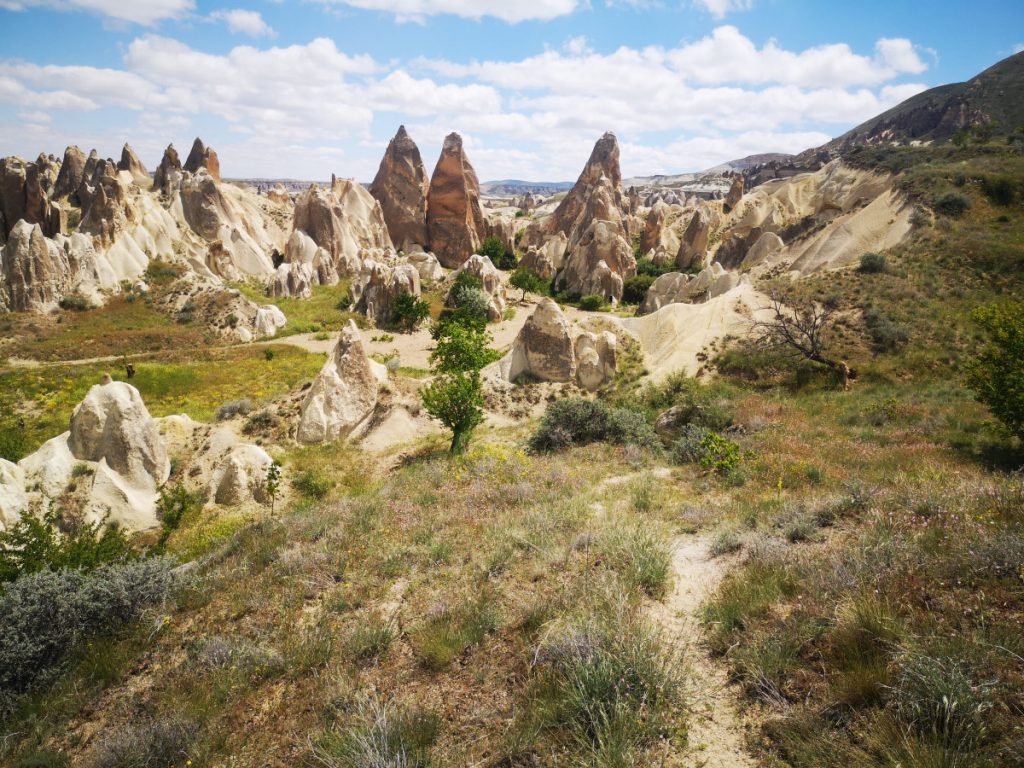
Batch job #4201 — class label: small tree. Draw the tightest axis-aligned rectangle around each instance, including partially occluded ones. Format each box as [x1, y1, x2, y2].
[509, 266, 548, 301]
[391, 292, 430, 331]
[421, 319, 496, 455]
[479, 236, 516, 270]
[966, 302, 1024, 439]
[752, 294, 853, 389]
[265, 461, 282, 517]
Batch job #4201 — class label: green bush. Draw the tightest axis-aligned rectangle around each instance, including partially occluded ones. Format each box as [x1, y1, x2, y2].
[857, 252, 887, 274]
[933, 191, 971, 218]
[622, 274, 655, 305]
[981, 175, 1017, 206]
[670, 424, 712, 464]
[0, 422, 28, 462]
[156, 485, 203, 547]
[967, 302, 1024, 438]
[697, 432, 741, 474]
[509, 266, 548, 301]
[0, 513, 136, 583]
[391, 292, 430, 331]
[314, 697, 439, 768]
[58, 295, 89, 311]
[864, 307, 909, 351]
[578, 294, 604, 312]
[0, 557, 181, 699]
[293, 469, 333, 500]
[530, 399, 659, 452]
[89, 718, 197, 768]
[478, 236, 516, 270]
[635, 258, 673, 278]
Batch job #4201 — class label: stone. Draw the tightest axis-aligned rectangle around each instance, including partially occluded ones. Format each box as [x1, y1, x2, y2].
[639, 263, 740, 313]
[269, 261, 316, 299]
[740, 231, 785, 269]
[676, 208, 711, 271]
[447, 254, 507, 322]
[19, 434, 76, 498]
[53, 145, 87, 201]
[574, 331, 617, 391]
[183, 137, 221, 182]
[546, 132, 625, 247]
[117, 143, 150, 184]
[407, 250, 445, 283]
[426, 132, 485, 268]
[519, 232, 569, 280]
[210, 444, 273, 506]
[500, 298, 576, 383]
[0, 459, 27, 530]
[352, 260, 421, 326]
[297, 320, 378, 444]
[1, 220, 98, 312]
[254, 304, 287, 337]
[0, 156, 28, 240]
[68, 381, 170, 488]
[153, 144, 182, 194]
[724, 176, 744, 213]
[639, 272, 691, 315]
[369, 125, 430, 251]
[283, 229, 338, 286]
[556, 219, 635, 303]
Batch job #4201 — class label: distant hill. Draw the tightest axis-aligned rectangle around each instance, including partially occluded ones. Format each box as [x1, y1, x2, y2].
[822, 51, 1024, 152]
[480, 180, 574, 196]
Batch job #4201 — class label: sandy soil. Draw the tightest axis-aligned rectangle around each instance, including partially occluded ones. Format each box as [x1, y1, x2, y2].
[650, 535, 757, 767]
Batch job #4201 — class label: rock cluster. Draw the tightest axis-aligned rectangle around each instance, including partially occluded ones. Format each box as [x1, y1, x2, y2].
[447, 254, 507, 322]
[556, 219, 636, 303]
[117, 143, 149, 184]
[638, 263, 742, 314]
[370, 125, 430, 252]
[350, 259, 421, 327]
[183, 137, 221, 182]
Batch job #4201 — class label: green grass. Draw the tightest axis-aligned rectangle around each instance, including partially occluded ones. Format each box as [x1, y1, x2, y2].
[233, 280, 364, 337]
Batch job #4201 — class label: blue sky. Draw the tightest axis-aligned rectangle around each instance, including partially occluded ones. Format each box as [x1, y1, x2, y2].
[1, 0, 1022, 182]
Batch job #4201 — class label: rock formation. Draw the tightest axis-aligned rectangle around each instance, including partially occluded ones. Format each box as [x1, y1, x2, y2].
[574, 331, 617, 392]
[447, 254, 507, 322]
[117, 143, 150, 184]
[0, 459, 27, 530]
[69, 380, 170, 488]
[369, 125, 429, 251]
[723, 176, 744, 213]
[676, 208, 711, 271]
[297, 321, 379, 444]
[292, 177, 393, 277]
[351, 260, 421, 326]
[0, 220, 99, 312]
[519, 233, 569, 280]
[183, 137, 221, 182]
[407, 249, 445, 283]
[153, 144, 182, 194]
[269, 261, 316, 299]
[556, 220, 636, 303]
[210, 444, 273, 506]
[426, 133, 485, 268]
[53, 145, 87, 201]
[740, 231, 785, 269]
[282, 229, 338, 286]
[638, 263, 741, 314]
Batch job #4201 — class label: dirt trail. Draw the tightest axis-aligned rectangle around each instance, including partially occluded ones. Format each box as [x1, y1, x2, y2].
[651, 535, 756, 768]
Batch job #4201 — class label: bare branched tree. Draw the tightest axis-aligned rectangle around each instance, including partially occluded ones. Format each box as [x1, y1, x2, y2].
[751, 293, 853, 389]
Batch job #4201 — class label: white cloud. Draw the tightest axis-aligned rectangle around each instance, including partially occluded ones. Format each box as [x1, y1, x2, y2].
[0, 0, 194, 25]
[210, 9, 276, 38]
[314, 0, 579, 23]
[694, 0, 754, 20]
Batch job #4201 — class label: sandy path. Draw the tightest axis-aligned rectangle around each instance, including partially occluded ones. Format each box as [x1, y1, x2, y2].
[651, 536, 756, 768]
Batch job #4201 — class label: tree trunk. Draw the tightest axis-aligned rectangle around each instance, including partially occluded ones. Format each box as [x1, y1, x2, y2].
[450, 427, 473, 455]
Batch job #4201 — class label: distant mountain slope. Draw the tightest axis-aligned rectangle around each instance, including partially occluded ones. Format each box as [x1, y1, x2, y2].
[480, 180, 574, 196]
[823, 51, 1024, 152]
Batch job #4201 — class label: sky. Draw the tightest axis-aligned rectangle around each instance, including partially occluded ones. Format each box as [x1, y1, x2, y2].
[0, 1, 1022, 182]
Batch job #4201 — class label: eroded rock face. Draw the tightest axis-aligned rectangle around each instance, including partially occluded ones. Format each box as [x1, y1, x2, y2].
[179, 171, 237, 240]
[501, 298, 576, 383]
[293, 178, 393, 277]
[556, 219, 635, 303]
[117, 143, 150, 184]
[426, 133, 485, 268]
[407, 250, 444, 283]
[574, 331, 617, 392]
[0, 459, 27, 530]
[153, 144, 182, 194]
[447, 254, 507, 322]
[641, 202, 669, 256]
[68, 381, 170, 488]
[546, 132, 625, 246]
[211, 444, 272, 506]
[53, 145, 87, 202]
[519, 232, 569, 280]
[638, 263, 741, 314]
[676, 208, 711, 271]
[283, 229, 338, 286]
[183, 138, 221, 182]
[370, 125, 430, 251]
[352, 260, 421, 326]
[269, 261, 316, 299]
[723, 176, 744, 213]
[1, 220, 98, 312]
[740, 231, 785, 269]
[297, 321, 378, 444]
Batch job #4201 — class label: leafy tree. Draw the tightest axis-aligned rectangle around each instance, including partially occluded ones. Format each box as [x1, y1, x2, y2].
[421, 318, 496, 455]
[509, 266, 548, 301]
[391, 292, 431, 331]
[265, 461, 282, 516]
[479, 236, 516, 270]
[622, 274, 655, 305]
[967, 302, 1024, 439]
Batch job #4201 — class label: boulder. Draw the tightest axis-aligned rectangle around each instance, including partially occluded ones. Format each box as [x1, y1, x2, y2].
[500, 298, 576, 383]
[53, 145, 87, 201]
[117, 143, 150, 184]
[407, 250, 445, 283]
[19, 434, 76, 498]
[68, 381, 170, 488]
[0, 459, 27, 530]
[283, 229, 338, 286]
[556, 219, 635, 303]
[269, 261, 316, 299]
[447, 254, 507, 322]
[369, 125, 430, 251]
[639, 272, 691, 315]
[519, 232, 568, 280]
[183, 137, 221, 182]
[352, 260, 421, 326]
[293, 178, 393, 277]
[426, 132, 485, 268]
[574, 331, 617, 391]
[639, 263, 740, 313]
[254, 304, 287, 337]
[676, 208, 711, 271]
[723, 176, 744, 213]
[153, 144, 182, 194]
[297, 321, 378, 444]
[210, 444, 273, 506]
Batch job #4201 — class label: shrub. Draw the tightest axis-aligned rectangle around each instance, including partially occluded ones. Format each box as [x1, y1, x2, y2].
[698, 432, 741, 473]
[635, 258, 673, 278]
[933, 191, 971, 218]
[411, 594, 497, 670]
[263, 348, 275, 362]
[216, 399, 253, 420]
[857, 252, 887, 274]
[0, 557, 181, 697]
[314, 696, 439, 768]
[0, 513, 135, 583]
[156, 485, 203, 546]
[622, 274, 655, 305]
[58, 295, 89, 311]
[509, 266, 548, 301]
[391, 292, 430, 330]
[670, 424, 712, 464]
[578, 294, 604, 312]
[336, 295, 353, 312]
[981, 175, 1017, 206]
[967, 302, 1024, 438]
[864, 307, 909, 352]
[529, 399, 658, 453]
[479, 236, 516, 269]
[293, 469, 333, 500]
[88, 718, 197, 768]
[0, 422, 28, 462]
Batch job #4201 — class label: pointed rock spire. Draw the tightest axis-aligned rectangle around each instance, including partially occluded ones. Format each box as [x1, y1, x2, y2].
[369, 125, 429, 251]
